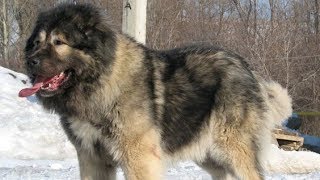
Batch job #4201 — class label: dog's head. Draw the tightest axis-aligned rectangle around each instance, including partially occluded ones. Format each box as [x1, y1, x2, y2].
[21, 4, 115, 98]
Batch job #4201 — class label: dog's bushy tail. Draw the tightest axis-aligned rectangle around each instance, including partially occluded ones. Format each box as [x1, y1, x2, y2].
[254, 75, 320, 174]
[263, 81, 292, 126]
[254, 73, 293, 126]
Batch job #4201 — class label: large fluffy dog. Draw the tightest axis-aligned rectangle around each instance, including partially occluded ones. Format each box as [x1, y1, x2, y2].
[19, 4, 291, 180]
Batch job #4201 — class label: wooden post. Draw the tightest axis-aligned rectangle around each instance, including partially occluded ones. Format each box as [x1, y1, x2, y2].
[122, 0, 147, 44]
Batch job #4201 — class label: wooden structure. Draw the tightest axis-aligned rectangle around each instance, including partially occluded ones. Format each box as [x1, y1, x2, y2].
[273, 127, 304, 151]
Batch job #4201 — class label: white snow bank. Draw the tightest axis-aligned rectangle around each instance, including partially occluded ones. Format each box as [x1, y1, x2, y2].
[266, 144, 320, 173]
[0, 66, 319, 177]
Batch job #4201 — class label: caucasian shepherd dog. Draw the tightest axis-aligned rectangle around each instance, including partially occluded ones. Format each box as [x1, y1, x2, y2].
[19, 3, 292, 180]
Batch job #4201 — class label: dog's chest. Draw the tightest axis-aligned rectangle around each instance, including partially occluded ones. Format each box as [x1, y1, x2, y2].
[69, 119, 104, 153]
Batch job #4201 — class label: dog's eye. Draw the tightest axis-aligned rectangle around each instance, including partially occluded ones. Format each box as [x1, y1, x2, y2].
[53, 40, 64, 45]
[34, 40, 40, 46]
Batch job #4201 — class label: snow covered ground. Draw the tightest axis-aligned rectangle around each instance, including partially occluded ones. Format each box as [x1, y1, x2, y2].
[0, 66, 320, 179]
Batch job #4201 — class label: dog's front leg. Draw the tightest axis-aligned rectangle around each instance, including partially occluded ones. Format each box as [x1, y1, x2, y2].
[120, 128, 163, 180]
[77, 149, 116, 180]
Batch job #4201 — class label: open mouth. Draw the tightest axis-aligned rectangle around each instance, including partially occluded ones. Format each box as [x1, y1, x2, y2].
[19, 70, 72, 97]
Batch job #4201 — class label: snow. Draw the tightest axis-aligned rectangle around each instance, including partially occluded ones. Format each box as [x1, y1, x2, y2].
[267, 144, 320, 174]
[0, 66, 320, 179]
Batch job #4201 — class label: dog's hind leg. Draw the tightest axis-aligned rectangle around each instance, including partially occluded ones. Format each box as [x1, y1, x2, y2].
[209, 133, 264, 180]
[196, 158, 234, 180]
[226, 149, 263, 180]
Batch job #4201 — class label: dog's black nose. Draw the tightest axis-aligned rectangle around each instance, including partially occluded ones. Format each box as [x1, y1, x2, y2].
[28, 59, 40, 67]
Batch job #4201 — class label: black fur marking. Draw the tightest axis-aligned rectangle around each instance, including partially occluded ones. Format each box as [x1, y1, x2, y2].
[143, 48, 157, 122]
[155, 46, 265, 152]
[159, 48, 222, 152]
[93, 140, 104, 157]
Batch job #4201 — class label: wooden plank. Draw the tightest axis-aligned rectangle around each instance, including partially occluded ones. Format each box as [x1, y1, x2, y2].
[272, 127, 304, 151]
[273, 128, 299, 136]
[273, 133, 304, 142]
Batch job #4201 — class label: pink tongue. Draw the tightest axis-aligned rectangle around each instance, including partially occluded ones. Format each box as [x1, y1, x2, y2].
[18, 76, 49, 97]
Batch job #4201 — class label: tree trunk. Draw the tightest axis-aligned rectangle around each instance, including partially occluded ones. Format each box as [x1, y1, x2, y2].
[2, 0, 9, 66]
[269, 0, 274, 31]
[253, 0, 257, 36]
[216, 2, 225, 37]
[315, 0, 319, 34]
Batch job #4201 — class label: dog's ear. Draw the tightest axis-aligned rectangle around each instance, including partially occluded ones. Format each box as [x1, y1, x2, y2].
[71, 15, 92, 31]
[69, 4, 101, 31]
